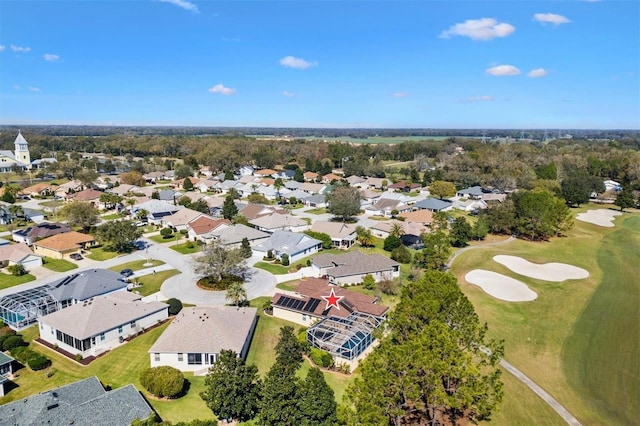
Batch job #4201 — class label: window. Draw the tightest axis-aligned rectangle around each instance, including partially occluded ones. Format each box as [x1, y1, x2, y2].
[302, 314, 307, 321]
[100, 333, 105, 341]
[187, 353, 202, 365]
[178, 353, 183, 362]
[130, 321, 135, 328]
[155, 353, 160, 362]
[118, 325, 123, 334]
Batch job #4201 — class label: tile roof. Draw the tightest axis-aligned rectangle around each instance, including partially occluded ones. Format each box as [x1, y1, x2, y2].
[312, 251, 400, 278]
[34, 231, 95, 252]
[39, 292, 167, 340]
[149, 306, 257, 354]
[0, 376, 154, 426]
[272, 278, 389, 319]
[398, 209, 434, 223]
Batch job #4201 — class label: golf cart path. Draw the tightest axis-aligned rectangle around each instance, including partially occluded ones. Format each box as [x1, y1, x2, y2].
[450, 236, 582, 425]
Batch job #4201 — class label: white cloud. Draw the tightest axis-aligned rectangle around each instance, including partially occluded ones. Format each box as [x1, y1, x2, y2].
[282, 91, 296, 97]
[533, 13, 571, 25]
[466, 95, 494, 102]
[485, 64, 521, 76]
[392, 92, 408, 98]
[0, 45, 5, 52]
[43, 54, 59, 62]
[279, 56, 317, 69]
[28, 87, 41, 92]
[208, 84, 236, 95]
[527, 68, 548, 78]
[158, 0, 199, 13]
[439, 18, 515, 41]
[10, 45, 31, 52]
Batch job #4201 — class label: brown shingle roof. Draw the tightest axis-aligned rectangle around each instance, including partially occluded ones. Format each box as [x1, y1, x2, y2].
[398, 209, 433, 224]
[34, 231, 95, 252]
[312, 251, 399, 278]
[187, 216, 230, 235]
[68, 189, 103, 201]
[0, 243, 35, 263]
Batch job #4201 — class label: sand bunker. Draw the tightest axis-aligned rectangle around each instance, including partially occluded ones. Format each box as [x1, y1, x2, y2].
[465, 270, 537, 302]
[494, 255, 589, 282]
[576, 209, 622, 227]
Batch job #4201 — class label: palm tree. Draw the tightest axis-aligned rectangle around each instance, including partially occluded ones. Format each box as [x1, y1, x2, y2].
[356, 226, 375, 248]
[226, 281, 247, 307]
[9, 204, 24, 224]
[390, 222, 405, 238]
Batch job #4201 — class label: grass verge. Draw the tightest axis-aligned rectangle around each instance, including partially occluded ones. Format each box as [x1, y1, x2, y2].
[131, 270, 181, 297]
[108, 259, 165, 272]
[42, 257, 78, 272]
[86, 247, 120, 261]
[0, 272, 36, 289]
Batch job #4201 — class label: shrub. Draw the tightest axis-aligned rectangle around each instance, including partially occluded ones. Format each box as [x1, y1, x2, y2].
[310, 348, 334, 368]
[378, 278, 400, 295]
[383, 235, 401, 251]
[266, 249, 274, 259]
[297, 328, 311, 353]
[391, 245, 412, 264]
[160, 228, 173, 239]
[0, 326, 15, 337]
[186, 242, 195, 249]
[306, 259, 312, 267]
[362, 274, 376, 290]
[75, 353, 83, 362]
[10, 345, 30, 362]
[167, 298, 183, 315]
[140, 366, 185, 398]
[7, 264, 27, 276]
[304, 231, 332, 249]
[28, 353, 51, 371]
[2, 335, 25, 351]
[281, 253, 290, 266]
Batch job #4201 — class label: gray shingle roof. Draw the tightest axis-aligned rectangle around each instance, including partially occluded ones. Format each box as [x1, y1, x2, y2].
[149, 306, 257, 354]
[414, 198, 453, 211]
[48, 269, 128, 303]
[254, 230, 321, 254]
[312, 251, 400, 278]
[212, 224, 269, 245]
[0, 376, 154, 426]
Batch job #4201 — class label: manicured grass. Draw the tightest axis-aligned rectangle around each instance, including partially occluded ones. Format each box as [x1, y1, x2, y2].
[0, 321, 214, 423]
[305, 207, 328, 215]
[101, 213, 124, 221]
[149, 234, 175, 244]
[39, 200, 64, 208]
[254, 261, 290, 275]
[85, 247, 120, 261]
[131, 270, 181, 297]
[0, 272, 36, 289]
[450, 205, 639, 425]
[276, 281, 298, 291]
[108, 259, 165, 272]
[171, 242, 201, 255]
[42, 257, 78, 272]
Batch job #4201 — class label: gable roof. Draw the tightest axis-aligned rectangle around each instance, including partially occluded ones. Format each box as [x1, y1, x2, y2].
[414, 198, 453, 211]
[0, 376, 154, 426]
[39, 292, 167, 339]
[0, 242, 36, 263]
[163, 208, 206, 227]
[312, 251, 400, 278]
[134, 199, 181, 215]
[28, 221, 71, 239]
[212, 224, 270, 245]
[310, 221, 356, 239]
[249, 212, 307, 230]
[34, 231, 95, 252]
[68, 189, 103, 201]
[48, 269, 128, 302]
[187, 216, 231, 236]
[457, 186, 484, 197]
[149, 306, 257, 354]
[398, 209, 434, 224]
[20, 182, 58, 195]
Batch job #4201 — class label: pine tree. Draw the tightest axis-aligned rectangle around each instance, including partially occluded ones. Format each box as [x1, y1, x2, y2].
[240, 237, 253, 258]
[222, 193, 238, 220]
[297, 368, 337, 426]
[183, 177, 193, 191]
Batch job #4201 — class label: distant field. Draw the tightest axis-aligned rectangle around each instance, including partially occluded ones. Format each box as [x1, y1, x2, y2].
[451, 205, 639, 425]
[249, 135, 454, 144]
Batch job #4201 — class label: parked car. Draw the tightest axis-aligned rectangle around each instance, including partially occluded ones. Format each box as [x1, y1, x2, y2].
[134, 241, 146, 250]
[135, 221, 147, 227]
[69, 253, 83, 261]
[120, 268, 134, 278]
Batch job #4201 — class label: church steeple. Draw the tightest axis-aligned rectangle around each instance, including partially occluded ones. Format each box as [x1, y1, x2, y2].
[14, 130, 31, 167]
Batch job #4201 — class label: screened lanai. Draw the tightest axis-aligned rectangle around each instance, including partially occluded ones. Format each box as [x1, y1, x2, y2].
[307, 312, 383, 361]
[0, 285, 59, 330]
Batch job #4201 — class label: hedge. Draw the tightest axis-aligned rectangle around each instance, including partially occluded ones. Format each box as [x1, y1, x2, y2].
[140, 366, 184, 398]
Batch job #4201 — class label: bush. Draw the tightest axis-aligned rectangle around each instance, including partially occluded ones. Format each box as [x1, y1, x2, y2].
[2, 334, 25, 351]
[304, 231, 332, 249]
[378, 278, 400, 295]
[306, 259, 312, 267]
[391, 245, 412, 264]
[310, 347, 334, 368]
[167, 298, 183, 315]
[362, 274, 376, 290]
[297, 328, 310, 353]
[10, 346, 30, 362]
[186, 242, 195, 249]
[383, 235, 401, 251]
[75, 353, 83, 362]
[28, 353, 51, 371]
[140, 366, 185, 398]
[281, 253, 290, 266]
[7, 264, 27, 276]
[160, 228, 173, 239]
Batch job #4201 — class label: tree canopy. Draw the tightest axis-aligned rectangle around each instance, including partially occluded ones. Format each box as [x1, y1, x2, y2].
[94, 220, 142, 252]
[327, 186, 361, 221]
[60, 201, 100, 232]
[193, 240, 248, 283]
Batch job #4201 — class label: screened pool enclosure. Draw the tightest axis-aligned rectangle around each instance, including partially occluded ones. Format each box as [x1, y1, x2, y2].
[306, 312, 383, 362]
[0, 285, 59, 330]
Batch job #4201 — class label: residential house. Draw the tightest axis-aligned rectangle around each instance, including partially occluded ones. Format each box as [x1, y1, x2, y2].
[108, 184, 139, 196]
[452, 198, 488, 213]
[38, 291, 168, 359]
[271, 278, 389, 327]
[365, 198, 410, 217]
[199, 166, 213, 178]
[413, 197, 453, 212]
[66, 188, 103, 207]
[481, 193, 507, 205]
[365, 177, 386, 190]
[214, 179, 243, 195]
[249, 212, 308, 233]
[456, 186, 484, 199]
[346, 175, 366, 187]
[604, 180, 622, 192]
[310, 221, 357, 249]
[21, 207, 46, 224]
[143, 171, 169, 183]
[186, 216, 231, 244]
[284, 180, 303, 190]
[254, 168, 277, 178]
[19, 182, 58, 198]
[173, 176, 199, 190]
[0, 376, 155, 424]
[311, 251, 400, 286]
[47, 269, 130, 308]
[238, 204, 285, 221]
[211, 224, 270, 249]
[253, 230, 322, 262]
[195, 178, 217, 193]
[280, 190, 311, 204]
[148, 306, 258, 374]
[370, 220, 430, 240]
[304, 194, 327, 208]
[33, 231, 97, 259]
[303, 171, 318, 182]
[162, 208, 208, 231]
[54, 180, 84, 198]
[322, 173, 343, 184]
[238, 165, 255, 176]
[0, 352, 14, 397]
[133, 199, 181, 225]
[157, 189, 182, 204]
[12, 222, 71, 245]
[388, 181, 422, 192]
[0, 243, 42, 270]
[397, 208, 433, 226]
[299, 182, 327, 195]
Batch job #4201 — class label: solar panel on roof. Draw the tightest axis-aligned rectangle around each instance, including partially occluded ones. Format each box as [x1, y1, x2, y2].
[293, 299, 305, 310]
[304, 298, 321, 312]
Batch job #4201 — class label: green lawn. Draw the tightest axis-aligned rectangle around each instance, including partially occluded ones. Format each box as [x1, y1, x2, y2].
[0, 322, 215, 424]
[304, 207, 328, 215]
[42, 257, 78, 272]
[86, 247, 120, 261]
[149, 234, 176, 244]
[108, 259, 165, 272]
[253, 261, 290, 275]
[450, 205, 639, 425]
[131, 270, 181, 297]
[101, 213, 124, 221]
[171, 242, 201, 255]
[0, 272, 36, 289]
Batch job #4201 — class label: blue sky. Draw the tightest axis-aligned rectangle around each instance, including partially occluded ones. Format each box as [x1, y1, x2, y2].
[1, 0, 638, 129]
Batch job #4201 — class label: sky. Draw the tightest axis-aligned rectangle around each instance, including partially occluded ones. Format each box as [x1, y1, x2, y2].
[0, 0, 638, 129]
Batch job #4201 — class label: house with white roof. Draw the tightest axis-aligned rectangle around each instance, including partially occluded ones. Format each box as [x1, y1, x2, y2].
[253, 230, 322, 262]
[162, 208, 208, 231]
[133, 199, 181, 224]
[249, 212, 308, 233]
[148, 306, 257, 374]
[211, 224, 270, 249]
[310, 221, 357, 249]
